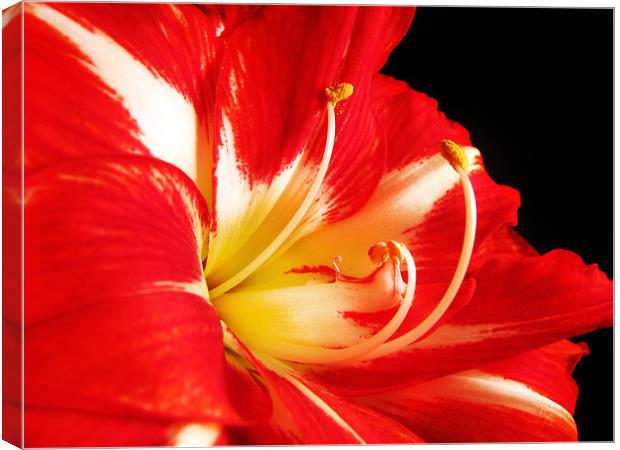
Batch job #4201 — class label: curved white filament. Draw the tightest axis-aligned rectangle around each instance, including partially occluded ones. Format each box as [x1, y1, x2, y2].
[358, 168, 477, 360]
[253, 248, 417, 364]
[209, 102, 336, 299]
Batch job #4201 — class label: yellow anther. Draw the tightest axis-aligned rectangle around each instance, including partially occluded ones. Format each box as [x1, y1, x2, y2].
[325, 82, 354, 106]
[368, 242, 390, 265]
[386, 240, 406, 262]
[440, 139, 469, 172]
[368, 240, 406, 265]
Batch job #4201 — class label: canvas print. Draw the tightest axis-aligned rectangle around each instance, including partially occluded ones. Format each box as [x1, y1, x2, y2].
[2, 2, 613, 447]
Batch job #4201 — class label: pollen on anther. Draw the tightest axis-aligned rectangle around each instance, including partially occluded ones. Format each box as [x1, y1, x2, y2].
[368, 242, 389, 265]
[368, 240, 406, 265]
[440, 139, 469, 172]
[326, 82, 354, 106]
[386, 240, 406, 262]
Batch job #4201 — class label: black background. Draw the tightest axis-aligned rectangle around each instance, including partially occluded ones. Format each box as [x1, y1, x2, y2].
[381, 7, 613, 441]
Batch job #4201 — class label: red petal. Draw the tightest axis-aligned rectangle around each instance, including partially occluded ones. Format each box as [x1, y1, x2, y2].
[311, 250, 611, 392]
[486, 225, 539, 259]
[230, 343, 423, 444]
[371, 74, 471, 171]
[23, 3, 220, 192]
[24, 156, 270, 431]
[26, 296, 264, 421]
[24, 406, 172, 447]
[48, 3, 220, 116]
[359, 341, 586, 442]
[3, 402, 21, 448]
[25, 155, 210, 323]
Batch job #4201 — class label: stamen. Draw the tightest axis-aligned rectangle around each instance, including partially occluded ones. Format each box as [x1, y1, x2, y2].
[258, 242, 417, 364]
[209, 85, 351, 299]
[358, 145, 477, 360]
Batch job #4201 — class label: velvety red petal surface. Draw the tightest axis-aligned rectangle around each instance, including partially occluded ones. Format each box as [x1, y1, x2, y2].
[23, 156, 270, 445]
[359, 340, 586, 442]
[25, 156, 209, 323]
[229, 343, 423, 444]
[23, 407, 173, 447]
[372, 75, 470, 170]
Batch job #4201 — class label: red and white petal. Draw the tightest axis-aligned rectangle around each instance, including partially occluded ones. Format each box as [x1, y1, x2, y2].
[26, 298, 270, 423]
[230, 345, 423, 444]
[24, 3, 220, 193]
[294, 14, 417, 231]
[481, 339, 587, 415]
[205, 7, 414, 286]
[359, 340, 587, 442]
[311, 249, 611, 392]
[24, 156, 269, 425]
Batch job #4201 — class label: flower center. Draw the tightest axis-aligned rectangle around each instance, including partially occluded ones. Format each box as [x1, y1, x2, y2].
[209, 85, 477, 365]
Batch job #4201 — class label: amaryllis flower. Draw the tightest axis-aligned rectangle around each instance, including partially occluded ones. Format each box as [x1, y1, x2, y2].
[2, 3, 612, 447]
